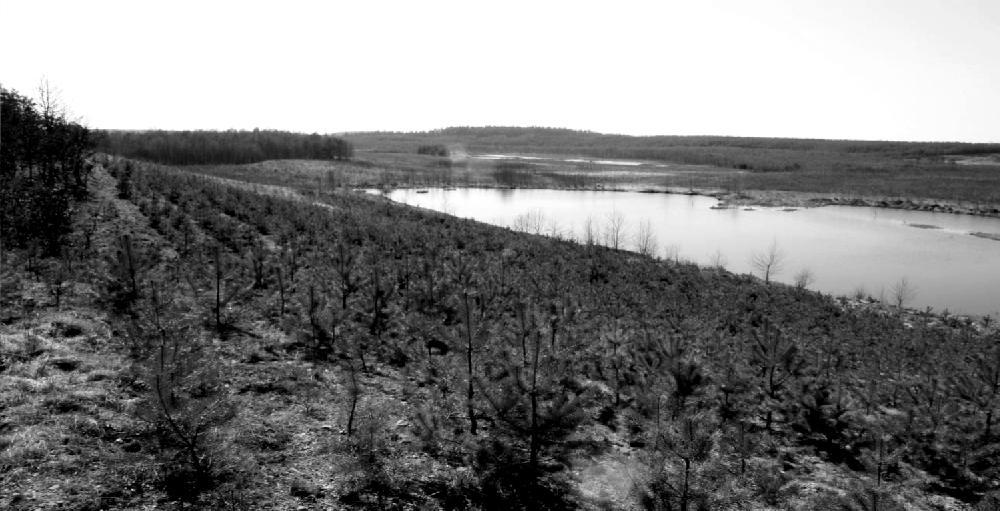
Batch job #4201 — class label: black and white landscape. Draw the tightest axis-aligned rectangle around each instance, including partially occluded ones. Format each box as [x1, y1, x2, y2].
[2, 1, 1000, 509]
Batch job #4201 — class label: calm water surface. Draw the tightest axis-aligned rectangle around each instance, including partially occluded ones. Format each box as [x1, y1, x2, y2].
[381, 188, 1000, 316]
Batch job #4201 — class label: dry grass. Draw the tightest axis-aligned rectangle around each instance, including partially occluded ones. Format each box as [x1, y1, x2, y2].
[0, 309, 144, 509]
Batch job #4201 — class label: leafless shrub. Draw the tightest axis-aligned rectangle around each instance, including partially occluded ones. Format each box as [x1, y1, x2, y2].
[582, 215, 597, 247]
[709, 249, 727, 270]
[750, 240, 785, 284]
[663, 244, 681, 264]
[852, 286, 868, 301]
[512, 210, 545, 235]
[635, 219, 659, 258]
[793, 268, 815, 291]
[891, 277, 917, 311]
[605, 210, 626, 250]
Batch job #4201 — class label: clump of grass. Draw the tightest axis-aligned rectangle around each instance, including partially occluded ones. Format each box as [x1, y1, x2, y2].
[236, 417, 294, 452]
[42, 395, 84, 414]
[1, 333, 47, 361]
[0, 425, 60, 467]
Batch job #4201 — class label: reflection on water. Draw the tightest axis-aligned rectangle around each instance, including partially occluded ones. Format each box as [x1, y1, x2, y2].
[380, 188, 1000, 316]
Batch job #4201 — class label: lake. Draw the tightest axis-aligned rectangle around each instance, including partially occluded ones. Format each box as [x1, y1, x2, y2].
[379, 187, 1000, 317]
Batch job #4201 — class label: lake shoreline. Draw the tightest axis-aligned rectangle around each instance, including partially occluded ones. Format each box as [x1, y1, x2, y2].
[379, 185, 1000, 317]
[837, 295, 998, 332]
[710, 188, 1000, 218]
[377, 182, 1000, 220]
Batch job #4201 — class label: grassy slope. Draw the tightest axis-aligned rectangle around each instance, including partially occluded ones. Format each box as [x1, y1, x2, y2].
[1, 169, 172, 509]
[1, 164, 442, 510]
[2, 159, 997, 509]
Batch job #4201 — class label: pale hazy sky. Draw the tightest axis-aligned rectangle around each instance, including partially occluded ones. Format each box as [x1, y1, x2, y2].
[2, 0, 998, 142]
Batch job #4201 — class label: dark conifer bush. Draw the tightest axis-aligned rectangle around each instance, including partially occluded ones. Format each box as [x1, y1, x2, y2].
[1, 87, 93, 256]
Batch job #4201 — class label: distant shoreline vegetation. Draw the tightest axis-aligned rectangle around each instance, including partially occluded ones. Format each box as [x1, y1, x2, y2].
[96, 129, 353, 166]
[344, 126, 1000, 206]
[346, 126, 1000, 171]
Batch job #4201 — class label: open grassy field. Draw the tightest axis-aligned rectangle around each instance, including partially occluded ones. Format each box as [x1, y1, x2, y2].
[337, 128, 1000, 212]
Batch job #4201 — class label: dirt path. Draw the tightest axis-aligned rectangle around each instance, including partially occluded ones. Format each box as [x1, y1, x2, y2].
[0, 164, 178, 510]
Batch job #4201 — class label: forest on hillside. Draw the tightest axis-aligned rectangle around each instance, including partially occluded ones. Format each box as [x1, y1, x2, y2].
[96, 129, 353, 166]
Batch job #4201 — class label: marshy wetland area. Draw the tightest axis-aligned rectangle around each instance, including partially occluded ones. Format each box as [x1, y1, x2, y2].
[4, 118, 1000, 510]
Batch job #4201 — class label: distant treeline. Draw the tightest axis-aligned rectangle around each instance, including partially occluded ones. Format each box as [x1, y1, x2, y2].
[1, 86, 93, 255]
[97, 129, 353, 165]
[428, 126, 1000, 157]
[347, 126, 1000, 173]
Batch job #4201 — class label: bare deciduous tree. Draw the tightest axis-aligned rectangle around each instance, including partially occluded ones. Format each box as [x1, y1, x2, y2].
[37, 78, 67, 124]
[891, 277, 916, 311]
[751, 240, 785, 284]
[605, 210, 626, 250]
[635, 219, 659, 258]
